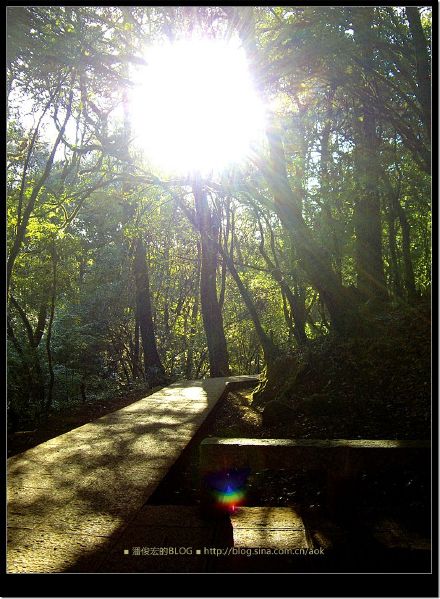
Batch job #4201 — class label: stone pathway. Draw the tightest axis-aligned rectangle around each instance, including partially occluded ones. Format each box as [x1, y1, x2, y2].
[96, 505, 309, 573]
[96, 504, 429, 573]
[7, 376, 258, 573]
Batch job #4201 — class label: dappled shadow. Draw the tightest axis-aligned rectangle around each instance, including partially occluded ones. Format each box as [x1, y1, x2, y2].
[10, 373, 427, 573]
[7, 380, 234, 573]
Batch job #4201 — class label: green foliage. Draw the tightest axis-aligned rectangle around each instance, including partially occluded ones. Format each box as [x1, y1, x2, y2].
[7, 7, 431, 429]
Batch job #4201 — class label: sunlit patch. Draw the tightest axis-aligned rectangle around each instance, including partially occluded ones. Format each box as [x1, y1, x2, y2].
[129, 38, 266, 176]
[203, 467, 250, 513]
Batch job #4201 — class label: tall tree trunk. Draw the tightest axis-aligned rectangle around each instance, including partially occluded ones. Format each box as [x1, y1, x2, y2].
[397, 203, 417, 299]
[386, 204, 403, 299]
[44, 241, 57, 414]
[185, 241, 201, 379]
[352, 7, 387, 302]
[218, 199, 232, 311]
[280, 289, 295, 342]
[133, 308, 140, 379]
[134, 237, 166, 386]
[320, 87, 343, 284]
[232, 7, 358, 334]
[263, 125, 357, 334]
[193, 179, 230, 377]
[121, 57, 165, 385]
[218, 241, 279, 364]
[80, 380, 87, 403]
[270, 221, 308, 345]
[380, 169, 417, 299]
[7, 317, 41, 429]
[34, 298, 49, 348]
[255, 212, 307, 344]
[406, 6, 431, 142]
[9, 294, 46, 420]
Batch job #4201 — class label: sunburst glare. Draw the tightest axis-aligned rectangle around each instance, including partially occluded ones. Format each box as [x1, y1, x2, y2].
[129, 38, 266, 176]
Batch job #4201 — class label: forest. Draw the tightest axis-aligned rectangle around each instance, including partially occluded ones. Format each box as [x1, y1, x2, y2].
[7, 6, 431, 436]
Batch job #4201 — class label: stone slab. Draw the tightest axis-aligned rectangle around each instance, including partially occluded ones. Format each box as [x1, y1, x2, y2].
[230, 507, 308, 549]
[230, 506, 305, 530]
[200, 437, 431, 474]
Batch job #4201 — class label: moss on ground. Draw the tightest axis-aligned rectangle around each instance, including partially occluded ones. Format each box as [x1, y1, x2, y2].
[247, 299, 430, 440]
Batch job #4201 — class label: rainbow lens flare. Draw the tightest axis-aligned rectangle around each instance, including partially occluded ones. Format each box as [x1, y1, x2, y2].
[213, 485, 246, 512]
[203, 468, 251, 513]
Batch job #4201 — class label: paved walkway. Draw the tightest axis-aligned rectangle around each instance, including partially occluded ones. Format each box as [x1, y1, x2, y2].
[7, 376, 258, 573]
[96, 505, 309, 573]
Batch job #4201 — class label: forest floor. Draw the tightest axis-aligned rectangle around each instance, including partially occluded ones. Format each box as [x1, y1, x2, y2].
[251, 300, 431, 442]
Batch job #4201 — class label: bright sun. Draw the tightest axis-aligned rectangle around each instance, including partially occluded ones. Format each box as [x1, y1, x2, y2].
[129, 38, 266, 176]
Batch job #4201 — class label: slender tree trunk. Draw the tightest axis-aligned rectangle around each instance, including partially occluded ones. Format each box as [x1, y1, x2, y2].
[281, 290, 295, 342]
[185, 298, 199, 380]
[270, 220, 308, 344]
[9, 295, 46, 419]
[406, 6, 431, 142]
[80, 380, 87, 403]
[81, 256, 88, 285]
[397, 203, 417, 299]
[380, 169, 417, 299]
[133, 308, 140, 379]
[44, 241, 57, 414]
[217, 241, 279, 363]
[193, 179, 230, 377]
[185, 241, 201, 379]
[7, 317, 38, 429]
[256, 212, 307, 344]
[134, 237, 166, 386]
[121, 359, 131, 386]
[218, 199, 232, 311]
[283, 285, 308, 344]
[352, 7, 387, 302]
[320, 88, 343, 284]
[34, 299, 48, 348]
[195, 350, 208, 379]
[386, 205, 403, 298]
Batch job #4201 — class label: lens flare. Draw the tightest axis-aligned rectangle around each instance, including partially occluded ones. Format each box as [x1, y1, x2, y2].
[203, 468, 250, 513]
[213, 485, 246, 512]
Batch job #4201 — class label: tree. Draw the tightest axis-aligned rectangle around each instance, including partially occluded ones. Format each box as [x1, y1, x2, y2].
[192, 179, 230, 377]
[351, 6, 387, 301]
[6, 6, 431, 429]
[133, 236, 166, 385]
